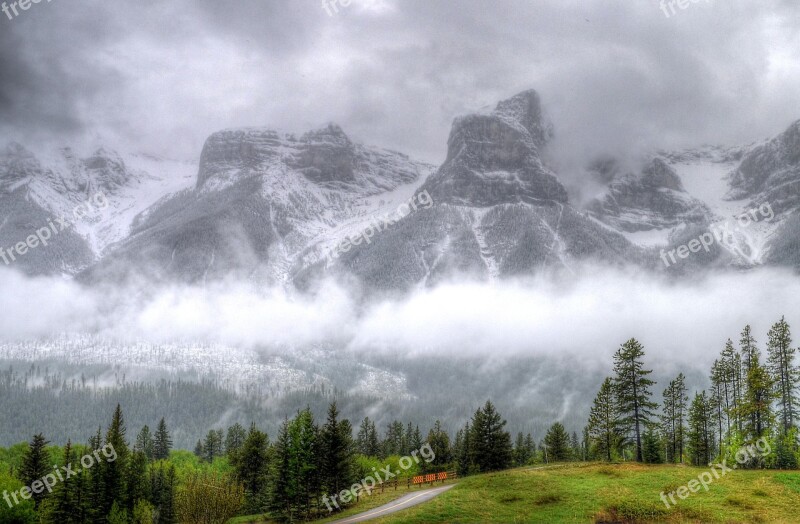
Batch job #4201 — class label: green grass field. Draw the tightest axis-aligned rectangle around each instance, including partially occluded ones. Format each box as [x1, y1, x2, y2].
[363, 463, 800, 523]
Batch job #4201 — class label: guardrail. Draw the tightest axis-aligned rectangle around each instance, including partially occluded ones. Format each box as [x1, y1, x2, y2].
[354, 470, 457, 501]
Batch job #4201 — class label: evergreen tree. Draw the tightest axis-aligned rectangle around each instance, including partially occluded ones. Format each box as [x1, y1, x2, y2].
[570, 432, 581, 460]
[101, 404, 130, 518]
[513, 432, 527, 466]
[149, 463, 176, 524]
[225, 423, 248, 465]
[739, 350, 776, 441]
[613, 339, 658, 462]
[135, 425, 154, 461]
[20, 433, 50, 509]
[383, 421, 405, 457]
[642, 428, 662, 464]
[152, 418, 172, 461]
[203, 429, 224, 462]
[288, 408, 320, 519]
[236, 423, 270, 514]
[468, 401, 513, 472]
[320, 402, 354, 502]
[270, 419, 293, 520]
[411, 425, 423, 452]
[356, 417, 380, 457]
[49, 440, 80, 523]
[687, 392, 715, 466]
[193, 440, 204, 459]
[426, 420, 452, 469]
[126, 449, 150, 514]
[587, 377, 620, 461]
[767, 317, 798, 433]
[543, 422, 571, 462]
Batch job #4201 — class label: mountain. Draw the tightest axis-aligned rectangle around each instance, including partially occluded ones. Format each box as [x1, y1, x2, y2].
[0, 143, 194, 275]
[3, 91, 800, 288]
[82, 124, 434, 285]
[321, 90, 640, 291]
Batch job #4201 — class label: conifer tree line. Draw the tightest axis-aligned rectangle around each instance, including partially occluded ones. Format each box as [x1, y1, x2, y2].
[3, 400, 518, 523]
[585, 318, 800, 468]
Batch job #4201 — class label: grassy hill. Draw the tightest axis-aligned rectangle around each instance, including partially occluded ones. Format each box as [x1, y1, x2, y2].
[364, 463, 800, 523]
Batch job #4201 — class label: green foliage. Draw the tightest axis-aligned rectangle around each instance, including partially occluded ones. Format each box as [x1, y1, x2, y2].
[543, 423, 571, 462]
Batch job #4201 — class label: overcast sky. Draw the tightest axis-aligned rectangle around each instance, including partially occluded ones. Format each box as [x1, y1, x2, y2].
[2, 0, 799, 166]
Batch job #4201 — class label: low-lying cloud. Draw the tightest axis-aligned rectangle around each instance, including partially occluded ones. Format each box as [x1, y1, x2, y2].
[0, 265, 798, 375]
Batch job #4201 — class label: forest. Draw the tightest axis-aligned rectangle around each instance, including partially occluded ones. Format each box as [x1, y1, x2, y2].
[1, 317, 798, 523]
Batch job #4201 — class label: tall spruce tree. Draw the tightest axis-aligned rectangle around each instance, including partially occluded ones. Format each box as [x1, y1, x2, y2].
[687, 392, 715, 466]
[20, 433, 50, 509]
[426, 420, 452, 468]
[767, 317, 798, 433]
[320, 402, 353, 501]
[613, 339, 658, 462]
[469, 401, 513, 472]
[543, 423, 571, 462]
[152, 418, 172, 461]
[588, 377, 620, 461]
[135, 425, 154, 461]
[236, 424, 270, 514]
[101, 404, 130, 518]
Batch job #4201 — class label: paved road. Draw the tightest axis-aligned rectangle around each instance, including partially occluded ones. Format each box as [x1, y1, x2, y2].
[329, 484, 455, 524]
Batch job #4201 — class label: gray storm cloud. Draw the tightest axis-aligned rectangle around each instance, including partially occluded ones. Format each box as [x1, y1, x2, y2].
[1, 0, 799, 168]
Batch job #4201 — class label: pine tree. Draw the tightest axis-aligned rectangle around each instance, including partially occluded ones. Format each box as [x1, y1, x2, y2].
[193, 440, 204, 459]
[456, 422, 472, 476]
[101, 404, 130, 518]
[152, 418, 172, 461]
[767, 316, 798, 433]
[543, 422, 571, 462]
[126, 449, 150, 514]
[687, 392, 715, 466]
[150, 464, 176, 524]
[642, 428, 663, 464]
[87, 427, 104, 522]
[739, 350, 776, 441]
[569, 432, 580, 460]
[203, 430, 224, 462]
[411, 425, 423, 452]
[426, 420, 452, 469]
[20, 433, 50, 508]
[236, 424, 270, 514]
[588, 377, 620, 461]
[613, 339, 659, 462]
[135, 425, 154, 461]
[225, 423, 247, 466]
[740, 324, 761, 435]
[270, 419, 293, 520]
[513, 432, 526, 466]
[49, 440, 80, 523]
[356, 417, 381, 457]
[524, 433, 535, 463]
[320, 402, 353, 502]
[288, 408, 320, 519]
[469, 401, 513, 472]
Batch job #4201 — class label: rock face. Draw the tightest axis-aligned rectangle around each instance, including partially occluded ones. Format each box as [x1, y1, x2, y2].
[422, 90, 567, 207]
[728, 120, 800, 213]
[587, 158, 712, 232]
[7, 90, 800, 288]
[83, 125, 434, 285]
[331, 91, 639, 291]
